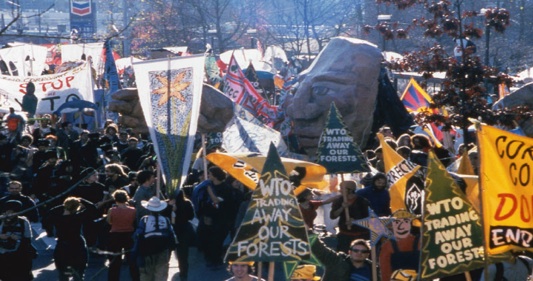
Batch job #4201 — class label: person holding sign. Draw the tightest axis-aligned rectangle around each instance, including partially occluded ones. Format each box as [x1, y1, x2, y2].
[330, 181, 370, 252]
[355, 172, 391, 216]
[224, 261, 265, 281]
[197, 166, 235, 268]
[297, 188, 341, 230]
[311, 236, 374, 281]
[379, 209, 421, 281]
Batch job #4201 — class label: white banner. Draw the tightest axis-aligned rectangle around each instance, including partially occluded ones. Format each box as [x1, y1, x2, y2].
[222, 116, 288, 156]
[0, 62, 94, 114]
[133, 55, 205, 192]
[0, 43, 48, 77]
[61, 43, 104, 74]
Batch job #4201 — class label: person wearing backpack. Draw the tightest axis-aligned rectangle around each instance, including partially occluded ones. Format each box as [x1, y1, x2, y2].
[133, 196, 177, 281]
[479, 251, 533, 281]
[0, 200, 34, 281]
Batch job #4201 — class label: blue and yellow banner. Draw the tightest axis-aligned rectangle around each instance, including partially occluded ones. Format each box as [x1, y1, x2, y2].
[133, 55, 205, 194]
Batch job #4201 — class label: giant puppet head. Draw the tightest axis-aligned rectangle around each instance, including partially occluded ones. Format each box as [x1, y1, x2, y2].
[285, 37, 383, 157]
[108, 84, 234, 134]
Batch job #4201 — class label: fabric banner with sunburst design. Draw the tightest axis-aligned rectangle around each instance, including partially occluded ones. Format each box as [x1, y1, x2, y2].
[133, 55, 205, 194]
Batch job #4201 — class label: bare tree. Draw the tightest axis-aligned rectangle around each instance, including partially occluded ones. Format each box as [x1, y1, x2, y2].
[267, 0, 358, 57]
[0, 0, 54, 36]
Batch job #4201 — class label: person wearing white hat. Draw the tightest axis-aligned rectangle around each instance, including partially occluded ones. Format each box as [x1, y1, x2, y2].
[134, 196, 176, 281]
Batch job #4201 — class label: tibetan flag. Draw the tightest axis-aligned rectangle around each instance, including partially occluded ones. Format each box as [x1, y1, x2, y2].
[378, 133, 423, 214]
[477, 124, 533, 255]
[133, 55, 205, 194]
[422, 123, 444, 148]
[400, 78, 435, 113]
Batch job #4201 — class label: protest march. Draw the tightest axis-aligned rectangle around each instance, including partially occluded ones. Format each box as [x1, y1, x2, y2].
[0, 19, 532, 281]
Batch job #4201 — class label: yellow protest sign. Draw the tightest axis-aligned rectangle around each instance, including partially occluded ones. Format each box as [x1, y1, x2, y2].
[477, 124, 533, 255]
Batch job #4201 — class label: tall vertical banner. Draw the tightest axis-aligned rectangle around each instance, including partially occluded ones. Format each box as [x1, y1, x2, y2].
[133, 55, 204, 194]
[477, 124, 533, 255]
[420, 151, 485, 279]
[225, 143, 310, 263]
[316, 103, 370, 174]
[104, 39, 121, 122]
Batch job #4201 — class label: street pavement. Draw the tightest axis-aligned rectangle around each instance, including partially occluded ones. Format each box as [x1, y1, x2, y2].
[30, 222, 231, 281]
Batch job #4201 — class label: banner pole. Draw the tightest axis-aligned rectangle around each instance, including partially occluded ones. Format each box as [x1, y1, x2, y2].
[340, 173, 351, 230]
[464, 271, 472, 281]
[475, 124, 490, 281]
[156, 161, 161, 198]
[267, 262, 274, 281]
[201, 133, 208, 179]
[371, 247, 378, 281]
[167, 56, 171, 134]
[257, 262, 263, 280]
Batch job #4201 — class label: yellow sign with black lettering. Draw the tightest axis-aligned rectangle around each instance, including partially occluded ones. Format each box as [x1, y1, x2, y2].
[477, 124, 533, 255]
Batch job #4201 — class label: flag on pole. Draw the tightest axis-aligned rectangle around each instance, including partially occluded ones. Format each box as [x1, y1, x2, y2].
[400, 78, 435, 113]
[477, 124, 533, 255]
[104, 39, 122, 122]
[401, 78, 447, 144]
[133, 55, 205, 194]
[223, 53, 279, 127]
[378, 133, 423, 214]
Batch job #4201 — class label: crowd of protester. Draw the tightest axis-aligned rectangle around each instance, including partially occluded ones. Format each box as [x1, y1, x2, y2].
[1, 110, 531, 281]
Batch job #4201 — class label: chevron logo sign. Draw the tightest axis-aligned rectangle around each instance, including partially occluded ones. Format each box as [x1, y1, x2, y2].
[71, 0, 92, 16]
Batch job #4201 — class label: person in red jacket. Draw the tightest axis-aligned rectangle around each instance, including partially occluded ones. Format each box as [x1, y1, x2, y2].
[106, 190, 139, 281]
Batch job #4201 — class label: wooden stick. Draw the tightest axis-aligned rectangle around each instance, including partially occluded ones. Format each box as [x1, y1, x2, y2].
[268, 262, 275, 281]
[201, 133, 208, 180]
[156, 162, 161, 198]
[340, 174, 351, 230]
[257, 262, 263, 280]
[371, 246, 378, 281]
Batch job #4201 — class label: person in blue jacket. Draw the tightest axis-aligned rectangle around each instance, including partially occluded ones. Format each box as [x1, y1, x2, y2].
[356, 173, 391, 216]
